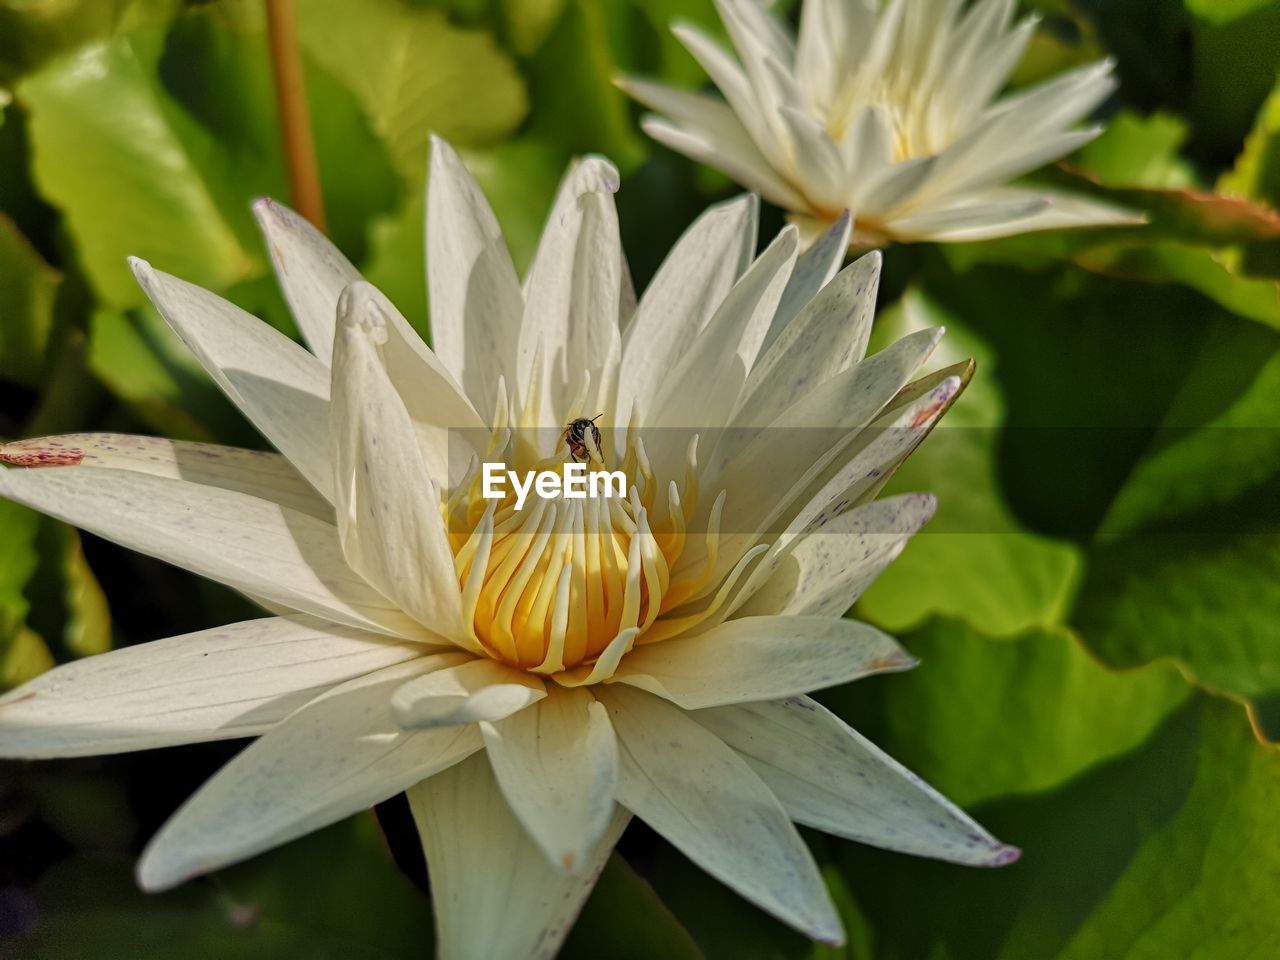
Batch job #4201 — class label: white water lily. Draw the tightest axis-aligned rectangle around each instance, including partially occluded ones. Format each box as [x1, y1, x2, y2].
[0, 137, 1016, 958]
[621, 0, 1141, 245]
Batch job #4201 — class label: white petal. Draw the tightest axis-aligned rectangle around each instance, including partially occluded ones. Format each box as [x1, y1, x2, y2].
[839, 106, 895, 189]
[0, 616, 420, 758]
[778, 105, 848, 208]
[0, 466, 427, 639]
[0, 433, 330, 521]
[600, 684, 843, 945]
[694, 696, 1018, 866]
[889, 192, 1053, 240]
[129, 259, 333, 500]
[737, 249, 882, 431]
[616, 192, 757, 425]
[517, 157, 623, 425]
[913, 128, 1102, 213]
[900, 187, 1144, 242]
[640, 115, 809, 212]
[253, 197, 362, 367]
[853, 155, 939, 218]
[710, 326, 942, 544]
[408, 752, 630, 960]
[755, 375, 964, 580]
[137, 656, 480, 891]
[330, 284, 467, 640]
[736, 493, 936, 618]
[671, 22, 792, 175]
[611, 615, 915, 710]
[763, 210, 853, 352]
[392, 658, 546, 728]
[426, 136, 524, 411]
[339, 281, 484, 486]
[646, 226, 799, 478]
[481, 686, 618, 872]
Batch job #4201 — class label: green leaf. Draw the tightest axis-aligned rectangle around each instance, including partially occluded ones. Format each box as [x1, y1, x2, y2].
[1078, 242, 1280, 328]
[17, 29, 259, 308]
[836, 691, 1280, 960]
[15, 814, 436, 959]
[87, 308, 251, 444]
[1076, 111, 1196, 189]
[563, 854, 704, 960]
[501, 0, 571, 55]
[158, 7, 400, 266]
[1220, 75, 1280, 207]
[52, 522, 113, 659]
[1075, 531, 1280, 741]
[827, 618, 1190, 809]
[1186, 0, 1278, 24]
[1187, 2, 1280, 163]
[0, 0, 181, 82]
[856, 290, 1082, 636]
[522, 0, 647, 172]
[296, 0, 528, 181]
[0, 498, 54, 689]
[1100, 317, 1280, 535]
[0, 213, 60, 387]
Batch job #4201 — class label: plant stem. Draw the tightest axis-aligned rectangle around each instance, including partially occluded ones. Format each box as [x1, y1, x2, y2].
[265, 0, 327, 232]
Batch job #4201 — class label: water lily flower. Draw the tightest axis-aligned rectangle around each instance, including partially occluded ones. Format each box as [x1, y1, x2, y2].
[621, 0, 1141, 246]
[0, 137, 1016, 958]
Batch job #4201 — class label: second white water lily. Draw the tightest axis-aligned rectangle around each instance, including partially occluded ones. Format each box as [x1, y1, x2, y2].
[623, 0, 1141, 245]
[0, 138, 1015, 958]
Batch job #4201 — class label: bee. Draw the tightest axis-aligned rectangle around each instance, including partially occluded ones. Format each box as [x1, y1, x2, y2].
[563, 414, 603, 463]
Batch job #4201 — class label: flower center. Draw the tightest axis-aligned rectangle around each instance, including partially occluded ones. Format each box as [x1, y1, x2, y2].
[444, 420, 726, 674]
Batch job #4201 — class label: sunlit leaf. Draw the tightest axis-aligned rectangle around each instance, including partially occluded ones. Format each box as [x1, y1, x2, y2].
[296, 0, 527, 180]
[18, 30, 259, 308]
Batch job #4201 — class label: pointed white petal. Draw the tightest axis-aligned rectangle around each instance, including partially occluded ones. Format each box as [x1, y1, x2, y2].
[617, 192, 757, 423]
[671, 22, 792, 174]
[742, 376, 964, 591]
[426, 136, 524, 411]
[137, 657, 480, 891]
[737, 493, 936, 618]
[899, 187, 1144, 241]
[408, 753, 630, 960]
[695, 696, 1018, 866]
[482, 686, 618, 872]
[0, 433, 331, 521]
[647, 225, 798, 470]
[129, 260, 333, 500]
[711, 326, 942, 541]
[918, 127, 1103, 211]
[611, 615, 915, 710]
[640, 115, 809, 212]
[737, 249, 882, 431]
[600, 685, 843, 945]
[778, 106, 848, 208]
[330, 285, 467, 640]
[0, 467, 427, 640]
[517, 157, 623, 424]
[763, 210, 853, 353]
[0, 616, 421, 758]
[253, 198, 362, 367]
[392, 658, 546, 728]
[840, 105, 895, 188]
[889, 192, 1053, 240]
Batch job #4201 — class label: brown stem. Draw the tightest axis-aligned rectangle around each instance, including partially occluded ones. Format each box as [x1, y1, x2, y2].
[265, 0, 327, 232]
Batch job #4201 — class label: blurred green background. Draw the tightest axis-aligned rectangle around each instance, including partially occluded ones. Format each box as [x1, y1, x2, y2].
[1, 0, 1279, 957]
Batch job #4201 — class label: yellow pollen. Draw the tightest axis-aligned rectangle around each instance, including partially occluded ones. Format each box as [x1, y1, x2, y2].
[444, 423, 734, 677]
